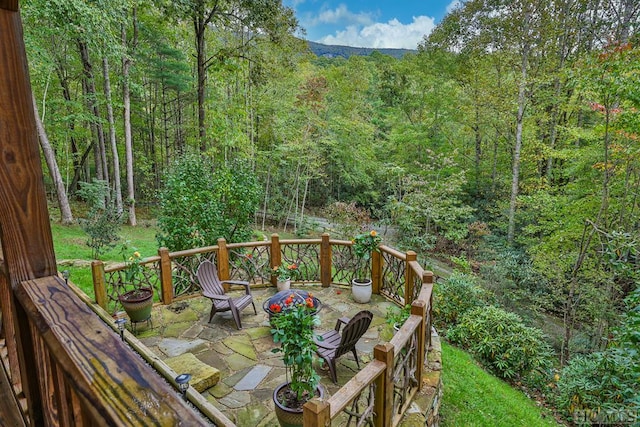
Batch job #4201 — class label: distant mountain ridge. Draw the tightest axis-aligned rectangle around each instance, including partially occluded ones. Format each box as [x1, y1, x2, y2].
[306, 40, 416, 59]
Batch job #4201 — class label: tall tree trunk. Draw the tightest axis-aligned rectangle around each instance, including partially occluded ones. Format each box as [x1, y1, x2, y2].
[53, 64, 82, 194]
[546, 0, 570, 182]
[162, 81, 169, 173]
[261, 167, 271, 230]
[78, 40, 109, 186]
[32, 94, 74, 225]
[614, 0, 638, 43]
[507, 32, 531, 244]
[122, 17, 137, 226]
[102, 56, 123, 216]
[195, 3, 207, 151]
[176, 91, 185, 154]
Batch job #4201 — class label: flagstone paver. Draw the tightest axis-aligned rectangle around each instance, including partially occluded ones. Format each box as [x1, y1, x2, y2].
[234, 365, 271, 390]
[143, 285, 390, 424]
[236, 403, 272, 427]
[218, 390, 251, 408]
[210, 381, 233, 399]
[165, 352, 220, 392]
[227, 353, 256, 371]
[157, 337, 207, 357]
[246, 326, 271, 340]
[223, 335, 257, 360]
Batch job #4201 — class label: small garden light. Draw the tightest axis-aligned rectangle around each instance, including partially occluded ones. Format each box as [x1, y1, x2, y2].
[175, 373, 191, 399]
[62, 270, 70, 284]
[115, 318, 127, 341]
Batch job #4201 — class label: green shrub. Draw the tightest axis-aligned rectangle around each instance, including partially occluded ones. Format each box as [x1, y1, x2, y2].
[447, 306, 553, 380]
[386, 304, 411, 327]
[479, 241, 549, 311]
[77, 179, 121, 259]
[157, 154, 261, 251]
[433, 272, 488, 330]
[554, 349, 639, 424]
[554, 285, 640, 423]
[450, 254, 472, 273]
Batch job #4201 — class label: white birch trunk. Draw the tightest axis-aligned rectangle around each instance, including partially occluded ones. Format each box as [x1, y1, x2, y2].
[32, 93, 74, 225]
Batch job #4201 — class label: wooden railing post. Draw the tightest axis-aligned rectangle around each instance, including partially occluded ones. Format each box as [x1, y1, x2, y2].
[303, 398, 330, 427]
[1, 8, 69, 422]
[374, 342, 394, 427]
[270, 234, 281, 286]
[424, 271, 434, 349]
[158, 247, 173, 305]
[0, 272, 20, 389]
[412, 299, 427, 386]
[320, 233, 331, 287]
[217, 238, 230, 288]
[405, 251, 416, 304]
[372, 250, 382, 294]
[92, 260, 108, 310]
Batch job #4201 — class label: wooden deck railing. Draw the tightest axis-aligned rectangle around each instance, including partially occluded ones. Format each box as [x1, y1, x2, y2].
[93, 233, 419, 313]
[7, 274, 209, 426]
[303, 277, 433, 427]
[91, 234, 435, 426]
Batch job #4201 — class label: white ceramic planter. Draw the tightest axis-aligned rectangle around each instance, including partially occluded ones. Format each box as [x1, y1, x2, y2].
[351, 278, 372, 303]
[277, 279, 291, 292]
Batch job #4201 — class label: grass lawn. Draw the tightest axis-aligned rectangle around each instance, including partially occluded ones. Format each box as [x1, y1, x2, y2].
[52, 222, 160, 297]
[440, 342, 561, 427]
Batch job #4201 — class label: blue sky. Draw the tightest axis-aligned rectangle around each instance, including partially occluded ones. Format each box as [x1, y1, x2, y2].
[283, 0, 461, 49]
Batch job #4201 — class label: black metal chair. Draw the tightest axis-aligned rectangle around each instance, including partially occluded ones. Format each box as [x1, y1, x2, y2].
[196, 260, 256, 329]
[314, 310, 373, 383]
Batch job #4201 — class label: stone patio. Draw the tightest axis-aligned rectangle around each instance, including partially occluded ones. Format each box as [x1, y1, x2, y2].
[135, 284, 397, 426]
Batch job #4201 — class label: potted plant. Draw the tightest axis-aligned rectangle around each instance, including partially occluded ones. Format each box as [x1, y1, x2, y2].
[271, 262, 301, 291]
[270, 292, 324, 427]
[351, 230, 382, 303]
[386, 304, 411, 331]
[117, 248, 153, 323]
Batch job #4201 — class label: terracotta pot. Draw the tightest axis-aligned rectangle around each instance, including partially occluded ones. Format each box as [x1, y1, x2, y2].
[351, 278, 372, 303]
[273, 382, 325, 427]
[118, 288, 153, 322]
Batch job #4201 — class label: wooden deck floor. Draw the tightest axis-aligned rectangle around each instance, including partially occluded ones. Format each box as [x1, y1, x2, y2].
[0, 339, 27, 427]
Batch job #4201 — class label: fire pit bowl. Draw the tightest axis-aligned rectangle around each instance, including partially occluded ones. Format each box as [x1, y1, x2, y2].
[262, 289, 322, 319]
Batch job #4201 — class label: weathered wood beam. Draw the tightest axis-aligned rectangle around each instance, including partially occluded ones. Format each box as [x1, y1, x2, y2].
[0, 4, 57, 283]
[0, 345, 25, 427]
[0, 6, 57, 424]
[0, 1, 18, 12]
[16, 276, 210, 426]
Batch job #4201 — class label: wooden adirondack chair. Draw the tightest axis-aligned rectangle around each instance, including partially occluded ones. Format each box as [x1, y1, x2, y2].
[314, 310, 373, 383]
[196, 260, 256, 329]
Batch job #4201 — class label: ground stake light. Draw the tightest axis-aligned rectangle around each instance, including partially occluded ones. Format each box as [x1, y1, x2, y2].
[115, 318, 127, 341]
[175, 373, 191, 399]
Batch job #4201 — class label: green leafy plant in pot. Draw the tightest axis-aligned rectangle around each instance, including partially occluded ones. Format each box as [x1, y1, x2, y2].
[386, 304, 411, 331]
[117, 246, 153, 323]
[271, 262, 301, 291]
[351, 230, 382, 303]
[270, 292, 323, 427]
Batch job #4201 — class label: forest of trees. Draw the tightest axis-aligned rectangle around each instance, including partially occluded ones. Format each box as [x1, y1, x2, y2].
[22, 0, 638, 422]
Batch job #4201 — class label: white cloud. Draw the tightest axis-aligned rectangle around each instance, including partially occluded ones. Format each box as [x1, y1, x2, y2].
[309, 4, 375, 26]
[446, 0, 462, 14]
[318, 15, 436, 49]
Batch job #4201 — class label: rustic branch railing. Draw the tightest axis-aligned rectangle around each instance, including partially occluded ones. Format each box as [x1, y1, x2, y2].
[92, 234, 425, 312]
